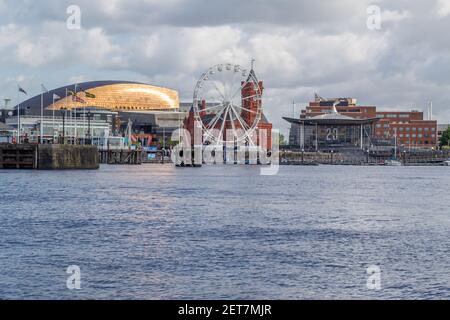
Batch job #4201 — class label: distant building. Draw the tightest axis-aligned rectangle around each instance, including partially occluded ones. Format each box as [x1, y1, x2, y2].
[4, 80, 184, 146]
[287, 95, 438, 149]
[284, 98, 378, 151]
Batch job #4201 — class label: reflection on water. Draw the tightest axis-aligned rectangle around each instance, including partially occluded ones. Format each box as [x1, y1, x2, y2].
[0, 165, 450, 299]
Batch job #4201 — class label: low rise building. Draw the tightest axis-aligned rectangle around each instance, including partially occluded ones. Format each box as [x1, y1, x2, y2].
[290, 95, 438, 149]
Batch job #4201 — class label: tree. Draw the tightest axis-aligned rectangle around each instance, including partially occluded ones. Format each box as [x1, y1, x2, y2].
[440, 127, 450, 148]
[279, 133, 287, 146]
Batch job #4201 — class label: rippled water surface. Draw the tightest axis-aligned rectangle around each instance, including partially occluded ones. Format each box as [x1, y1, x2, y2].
[1, 165, 450, 299]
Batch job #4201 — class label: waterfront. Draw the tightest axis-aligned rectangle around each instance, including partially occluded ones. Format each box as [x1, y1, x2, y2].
[1, 165, 450, 299]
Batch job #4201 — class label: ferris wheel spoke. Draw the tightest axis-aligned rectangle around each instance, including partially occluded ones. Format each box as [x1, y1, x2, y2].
[230, 105, 251, 132]
[203, 103, 225, 112]
[241, 94, 260, 101]
[206, 107, 226, 130]
[230, 80, 249, 101]
[234, 105, 258, 114]
[229, 111, 239, 140]
[210, 81, 226, 100]
[226, 70, 238, 101]
[217, 108, 229, 143]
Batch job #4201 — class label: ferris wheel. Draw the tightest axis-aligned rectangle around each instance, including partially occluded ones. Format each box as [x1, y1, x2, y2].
[193, 63, 262, 145]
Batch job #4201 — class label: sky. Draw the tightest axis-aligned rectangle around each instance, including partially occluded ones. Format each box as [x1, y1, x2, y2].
[1, 0, 450, 134]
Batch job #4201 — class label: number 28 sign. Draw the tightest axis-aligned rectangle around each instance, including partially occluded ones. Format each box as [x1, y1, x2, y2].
[326, 128, 339, 141]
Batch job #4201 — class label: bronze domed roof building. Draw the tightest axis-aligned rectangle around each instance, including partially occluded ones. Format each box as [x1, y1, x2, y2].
[15, 81, 179, 115]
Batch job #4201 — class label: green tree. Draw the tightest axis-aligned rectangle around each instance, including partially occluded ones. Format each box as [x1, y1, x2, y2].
[279, 133, 287, 146]
[440, 127, 450, 148]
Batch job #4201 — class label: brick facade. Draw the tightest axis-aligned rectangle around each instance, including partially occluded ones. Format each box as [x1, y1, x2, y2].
[300, 97, 438, 148]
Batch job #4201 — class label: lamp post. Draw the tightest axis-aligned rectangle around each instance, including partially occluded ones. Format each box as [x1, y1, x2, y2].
[61, 107, 67, 145]
[331, 150, 334, 164]
[301, 148, 305, 164]
[86, 110, 92, 145]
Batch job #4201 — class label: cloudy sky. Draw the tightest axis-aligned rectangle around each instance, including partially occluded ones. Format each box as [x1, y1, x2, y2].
[1, 0, 450, 134]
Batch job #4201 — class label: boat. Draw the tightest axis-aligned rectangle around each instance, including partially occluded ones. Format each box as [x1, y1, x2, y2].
[385, 128, 403, 166]
[444, 159, 450, 166]
[385, 159, 402, 166]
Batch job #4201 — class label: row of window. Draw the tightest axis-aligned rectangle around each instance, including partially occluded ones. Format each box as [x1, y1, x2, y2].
[377, 114, 413, 118]
[398, 134, 436, 138]
[376, 124, 436, 132]
[375, 132, 436, 138]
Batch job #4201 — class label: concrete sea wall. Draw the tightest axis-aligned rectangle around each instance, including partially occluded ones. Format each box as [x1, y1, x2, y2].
[0, 144, 99, 170]
[38, 145, 99, 170]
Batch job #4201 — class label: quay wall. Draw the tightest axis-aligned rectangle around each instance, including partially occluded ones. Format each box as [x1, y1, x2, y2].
[0, 144, 99, 170]
[38, 145, 99, 170]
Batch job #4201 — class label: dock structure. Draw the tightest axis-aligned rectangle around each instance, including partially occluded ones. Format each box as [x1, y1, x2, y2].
[99, 149, 143, 165]
[280, 149, 450, 166]
[0, 144, 38, 169]
[0, 144, 99, 170]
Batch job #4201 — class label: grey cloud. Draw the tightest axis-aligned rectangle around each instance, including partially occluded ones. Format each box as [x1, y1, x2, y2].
[1, 0, 450, 133]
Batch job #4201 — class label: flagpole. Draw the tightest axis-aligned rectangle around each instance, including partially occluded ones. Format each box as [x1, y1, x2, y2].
[40, 90, 44, 144]
[83, 101, 86, 145]
[74, 106, 77, 145]
[70, 106, 72, 144]
[52, 94, 55, 144]
[74, 84, 78, 145]
[65, 88, 68, 143]
[17, 89, 20, 143]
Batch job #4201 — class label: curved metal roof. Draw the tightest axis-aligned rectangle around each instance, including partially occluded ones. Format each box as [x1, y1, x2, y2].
[283, 102, 379, 125]
[14, 80, 179, 114]
[283, 116, 379, 126]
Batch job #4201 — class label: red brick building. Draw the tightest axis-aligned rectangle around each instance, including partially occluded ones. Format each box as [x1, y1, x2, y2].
[298, 95, 437, 149]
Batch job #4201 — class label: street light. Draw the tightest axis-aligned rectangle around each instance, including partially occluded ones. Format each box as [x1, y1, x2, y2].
[61, 107, 67, 145]
[86, 110, 92, 145]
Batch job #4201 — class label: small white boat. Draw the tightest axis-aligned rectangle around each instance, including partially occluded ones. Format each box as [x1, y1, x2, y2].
[444, 160, 450, 166]
[385, 129, 402, 166]
[385, 159, 402, 166]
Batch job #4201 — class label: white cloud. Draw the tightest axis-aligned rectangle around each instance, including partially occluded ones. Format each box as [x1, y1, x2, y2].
[436, 0, 450, 17]
[383, 10, 412, 23]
